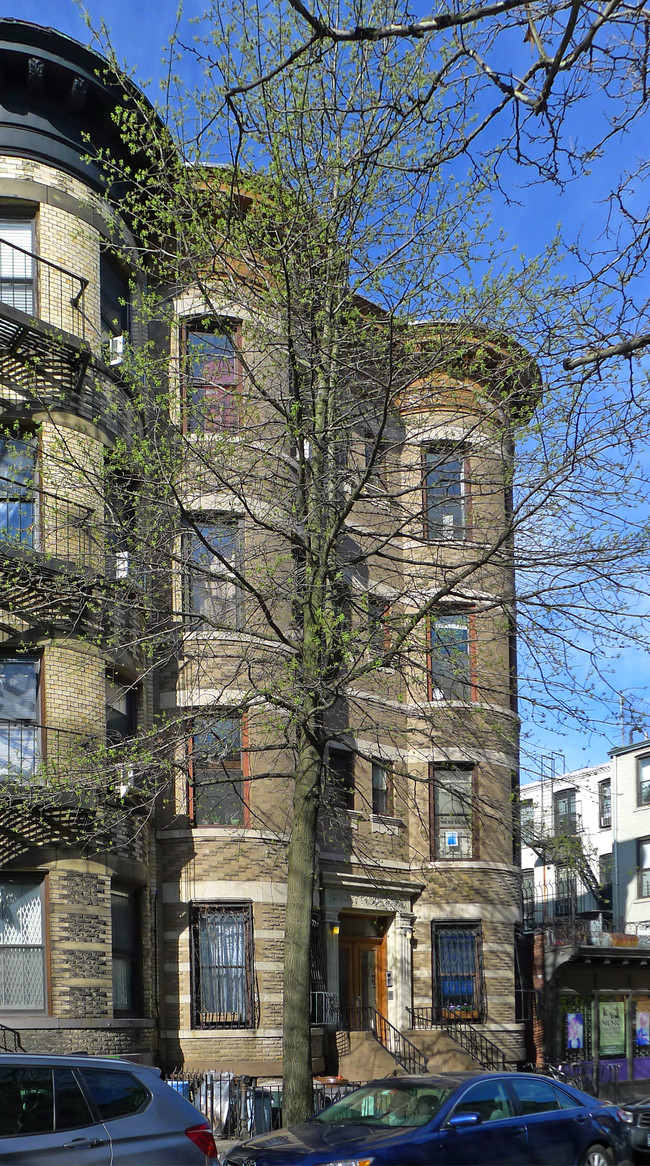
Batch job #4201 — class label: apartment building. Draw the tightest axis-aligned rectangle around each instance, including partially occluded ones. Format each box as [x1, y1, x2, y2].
[0, 19, 157, 1060]
[520, 746, 650, 1083]
[0, 18, 539, 1079]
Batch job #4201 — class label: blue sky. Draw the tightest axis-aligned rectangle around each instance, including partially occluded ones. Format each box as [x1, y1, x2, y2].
[0, 0, 647, 778]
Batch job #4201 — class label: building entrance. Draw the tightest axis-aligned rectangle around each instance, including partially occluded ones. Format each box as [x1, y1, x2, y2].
[338, 915, 389, 1027]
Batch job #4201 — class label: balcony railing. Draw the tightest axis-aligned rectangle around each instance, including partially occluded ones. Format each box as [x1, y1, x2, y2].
[0, 721, 103, 785]
[0, 237, 88, 340]
[542, 916, 650, 948]
[0, 478, 97, 568]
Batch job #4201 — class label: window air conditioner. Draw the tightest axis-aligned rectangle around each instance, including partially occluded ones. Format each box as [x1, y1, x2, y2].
[118, 763, 138, 798]
[109, 334, 124, 366]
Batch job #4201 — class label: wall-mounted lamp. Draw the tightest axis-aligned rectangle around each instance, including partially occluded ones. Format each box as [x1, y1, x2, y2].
[330, 923, 340, 935]
[404, 928, 413, 941]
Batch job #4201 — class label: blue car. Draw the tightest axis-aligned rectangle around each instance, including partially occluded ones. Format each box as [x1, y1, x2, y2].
[222, 1071, 630, 1166]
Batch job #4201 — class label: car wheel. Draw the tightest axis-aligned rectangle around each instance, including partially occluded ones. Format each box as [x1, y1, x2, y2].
[579, 1145, 614, 1166]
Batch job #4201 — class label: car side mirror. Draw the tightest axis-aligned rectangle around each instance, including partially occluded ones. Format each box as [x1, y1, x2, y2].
[447, 1112, 482, 1128]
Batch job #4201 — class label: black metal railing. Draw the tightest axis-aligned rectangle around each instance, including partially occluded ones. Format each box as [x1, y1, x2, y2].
[0, 1021, 24, 1053]
[310, 990, 340, 1026]
[340, 1004, 428, 1074]
[407, 1006, 509, 1072]
[0, 478, 96, 567]
[162, 1070, 362, 1140]
[0, 721, 101, 785]
[0, 237, 88, 339]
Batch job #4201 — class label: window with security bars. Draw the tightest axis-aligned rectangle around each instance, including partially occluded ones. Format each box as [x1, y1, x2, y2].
[638, 757, 650, 807]
[189, 715, 245, 826]
[424, 445, 465, 540]
[0, 436, 36, 549]
[191, 903, 254, 1028]
[0, 656, 40, 779]
[433, 924, 483, 1021]
[0, 220, 34, 314]
[0, 880, 44, 1010]
[430, 765, 474, 859]
[560, 994, 593, 1059]
[429, 614, 470, 701]
[185, 518, 241, 629]
[183, 320, 239, 432]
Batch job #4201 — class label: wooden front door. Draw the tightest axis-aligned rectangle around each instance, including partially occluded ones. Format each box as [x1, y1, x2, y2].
[339, 935, 387, 1027]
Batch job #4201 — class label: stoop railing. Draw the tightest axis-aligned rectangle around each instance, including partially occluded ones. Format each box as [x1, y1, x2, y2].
[341, 1004, 428, 1075]
[407, 1006, 508, 1071]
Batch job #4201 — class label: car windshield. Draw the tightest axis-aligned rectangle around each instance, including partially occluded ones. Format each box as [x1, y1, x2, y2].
[314, 1083, 455, 1127]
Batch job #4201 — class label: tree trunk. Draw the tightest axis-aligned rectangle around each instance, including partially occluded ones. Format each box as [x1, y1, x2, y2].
[282, 730, 321, 1125]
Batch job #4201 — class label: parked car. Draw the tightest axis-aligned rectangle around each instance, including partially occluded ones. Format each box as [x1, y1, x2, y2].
[0, 1052, 219, 1164]
[619, 1096, 650, 1163]
[221, 1070, 631, 1166]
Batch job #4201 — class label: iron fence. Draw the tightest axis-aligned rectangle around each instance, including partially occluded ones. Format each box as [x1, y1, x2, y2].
[162, 1070, 362, 1139]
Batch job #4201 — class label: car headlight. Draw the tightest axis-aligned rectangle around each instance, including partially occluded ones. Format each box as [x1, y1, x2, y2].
[617, 1109, 635, 1124]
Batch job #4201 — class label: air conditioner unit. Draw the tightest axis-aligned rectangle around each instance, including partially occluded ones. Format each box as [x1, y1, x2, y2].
[118, 763, 138, 798]
[108, 334, 124, 366]
[114, 550, 129, 580]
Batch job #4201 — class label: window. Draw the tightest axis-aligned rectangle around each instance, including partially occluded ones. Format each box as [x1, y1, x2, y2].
[554, 788, 577, 835]
[100, 251, 131, 343]
[111, 885, 142, 1017]
[430, 765, 474, 859]
[190, 715, 245, 826]
[0, 219, 34, 313]
[0, 436, 36, 547]
[429, 614, 470, 701]
[371, 760, 392, 816]
[520, 798, 535, 845]
[638, 838, 650, 898]
[106, 674, 137, 744]
[451, 1078, 514, 1122]
[81, 1068, 150, 1119]
[433, 924, 483, 1020]
[368, 595, 390, 660]
[184, 320, 239, 432]
[599, 853, 613, 909]
[509, 1076, 577, 1115]
[522, 869, 536, 931]
[191, 902, 254, 1028]
[328, 748, 355, 811]
[424, 445, 464, 540]
[185, 519, 241, 628]
[638, 757, 650, 807]
[599, 779, 611, 828]
[554, 865, 575, 917]
[0, 656, 40, 778]
[0, 879, 45, 1010]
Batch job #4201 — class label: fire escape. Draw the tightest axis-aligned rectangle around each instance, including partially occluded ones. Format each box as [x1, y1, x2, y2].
[0, 237, 144, 858]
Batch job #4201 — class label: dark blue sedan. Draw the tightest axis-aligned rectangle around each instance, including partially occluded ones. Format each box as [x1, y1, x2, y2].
[222, 1071, 630, 1166]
